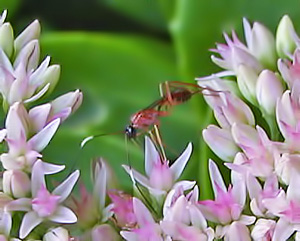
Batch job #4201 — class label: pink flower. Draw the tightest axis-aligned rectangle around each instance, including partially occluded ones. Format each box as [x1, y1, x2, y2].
[276, 84, 300, 152]
[6, 160, 79, 239]
[0, 102, 61, 171]
[203, 92, 255, 129]
[246, 174, 280, 217]
[123, 136, 193, 198]
[251, 218, 276, 241]
[72, 159, 116, 234]
[263, 172, 300, 240]
[230, 123, 279, 178]
[161, 185, 214, 241]
[278, 49, 300, 88]
[108, 190, 136, 228]
[91, 224, 120, 241]
[198, 160, 255, 240]
[120, 198, 163, 241]
[210, 31, 262, 74]
[256, 70, 284, 116]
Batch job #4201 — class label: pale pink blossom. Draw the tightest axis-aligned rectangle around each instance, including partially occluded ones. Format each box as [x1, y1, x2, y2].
[2, 170, 31, 198]
[6, 160, 79, 239]
[203, 92, 255, 129]
[0, 102, 61, 171]
[161, 186, 214, 241]
[230, 123, 278, 178]
[91, 224, 121, 241]
[72, 159, 115, 234]
[242, 18, 276, 69]
[251, 218, 276, 241]
[246, 174, 280, 217]
[210, 31, 263, 74]
[108, 190, 136, 228]
[198, 160, 255, 240]
[123, 136, 193, 198]
[203, 125, 239, 162]
[263, 171, 300, 240]
[120, 198, 163, 241]
[278, 49, 300, 88]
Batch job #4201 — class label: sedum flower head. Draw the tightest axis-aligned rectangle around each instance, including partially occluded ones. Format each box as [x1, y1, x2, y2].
[196, 14, 300, 240]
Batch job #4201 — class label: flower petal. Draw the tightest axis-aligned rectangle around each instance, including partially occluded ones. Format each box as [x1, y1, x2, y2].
[5, 198, 31, 212]
[209, 159, 226, 195]
[272, 218, 294, 241]
[28, 118, 60, 152]
[133, 197, 155, 226]
[42, 161, 65, 175]
[122, 165, 151, 189]
[52, 170, 79, 203]
[93, 160, 107, 210]
[144, 136, 160, 176]
[24, 82, 50, 104]
[170, 142, 192, 180]
[50, 206, 77, 223]
[19, 211, 43, 239]
[31, 160, 46, 197]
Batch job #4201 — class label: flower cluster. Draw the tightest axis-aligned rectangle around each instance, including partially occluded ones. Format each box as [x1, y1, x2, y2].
[0, 10, 82, 240]
[196, 15, 300, 240]
[76, 15, 300, 241]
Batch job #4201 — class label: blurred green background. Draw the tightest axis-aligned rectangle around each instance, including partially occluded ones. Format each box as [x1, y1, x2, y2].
[3, 0, 300, 198]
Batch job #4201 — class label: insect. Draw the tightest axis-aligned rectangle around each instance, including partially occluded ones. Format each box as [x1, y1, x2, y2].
[81, 80, 219, 148]
[124, 81, 219, 139]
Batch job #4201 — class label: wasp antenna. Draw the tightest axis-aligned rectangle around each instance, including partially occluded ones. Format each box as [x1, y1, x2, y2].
[80, 135, 94, 148]
[81, 131, 124, 149]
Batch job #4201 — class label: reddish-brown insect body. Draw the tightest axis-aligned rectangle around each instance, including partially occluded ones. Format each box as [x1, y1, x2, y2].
[124, 81, 212, 139]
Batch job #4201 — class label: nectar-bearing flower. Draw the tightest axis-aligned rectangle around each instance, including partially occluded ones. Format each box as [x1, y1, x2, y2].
[6, 160, 79, 239]
[123, 136, 193, 199]
[198, 160, 255, 240]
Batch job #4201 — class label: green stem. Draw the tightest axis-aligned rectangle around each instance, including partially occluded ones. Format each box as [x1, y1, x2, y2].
[167, 0, 219, 198]
[264, 113, 280, 141]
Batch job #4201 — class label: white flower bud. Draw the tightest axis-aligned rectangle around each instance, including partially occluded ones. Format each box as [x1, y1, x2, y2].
[14, 19, 40, 55]
[36, 65, 61, 96]
[256, 70, 284, 115]
[3, 170, 31, 198]
[0, 23, 14, 58]
[244, 18, 276, 69]
[276, 15, 297, 58]
[237, 64, 259, 105]
[203, 125, 239, 162]
[43, 227, 69, 241]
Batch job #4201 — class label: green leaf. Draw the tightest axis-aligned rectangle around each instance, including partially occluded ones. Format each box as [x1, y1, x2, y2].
[0, 0, 20, 17]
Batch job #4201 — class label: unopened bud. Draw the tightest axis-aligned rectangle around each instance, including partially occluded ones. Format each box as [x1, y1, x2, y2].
[256, 70, 284, 115]
[3, 170, 31, 198]
[14, 19, 41, 55]
[43, 227, 69, 241]
[203, 125, 239, 162]
[0, 23, 14, 58]
[237, 64, 259, 105]
[276, 15, 297, 58]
